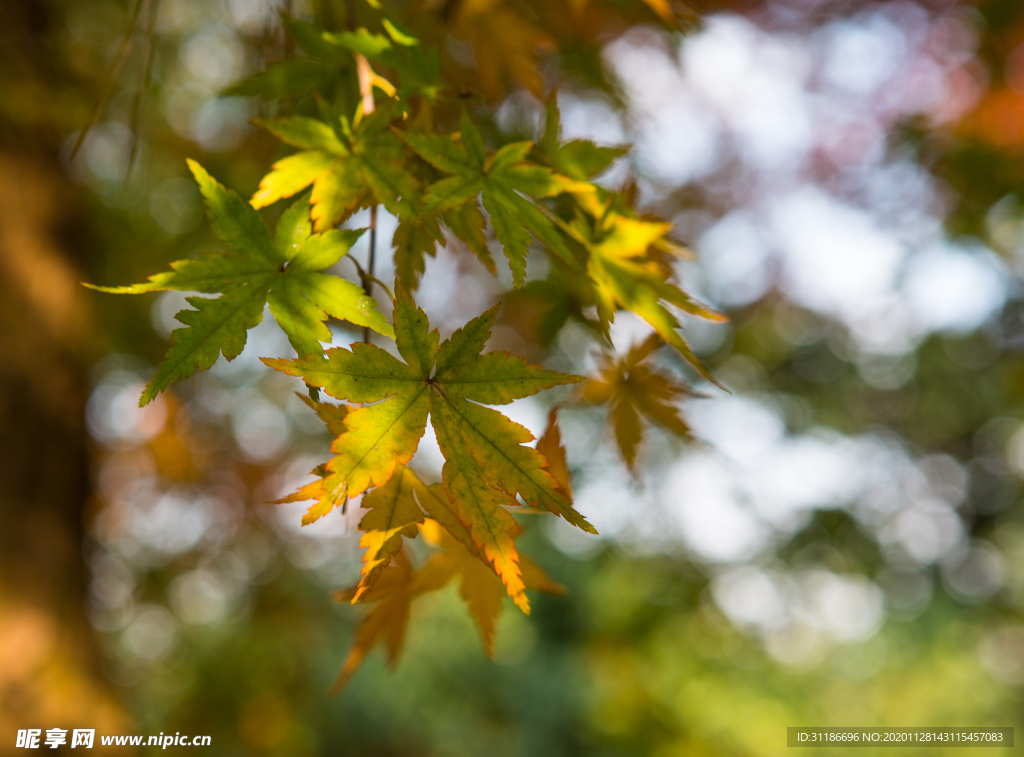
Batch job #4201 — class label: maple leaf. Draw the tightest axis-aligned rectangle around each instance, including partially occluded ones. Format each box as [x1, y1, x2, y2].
[330, 472, 565, 691]
[448, 0, 556, 100]
[393, 201, 496, 292]
[501, 268, 605, 348]
[567, 192, 726, 386]
[392, 215, 445, 291]
[328, 550, 424, 695]
[538, 94, 628, 182]
[263, 287, 594, 607]
[86, 161, 392, 406]
[251, 106, 419, 232]
[223, 17, 349, 101]
[353, 465, 424, 601]
[349, 462, 493, 603]
[296, 392, 350, 437]
[582, 334, 693, 470]
[536, 407, 572, 499]
[399, 111, 590, 287]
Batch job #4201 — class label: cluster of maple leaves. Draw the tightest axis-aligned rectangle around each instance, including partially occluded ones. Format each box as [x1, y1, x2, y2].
[89, 2, 720, 689]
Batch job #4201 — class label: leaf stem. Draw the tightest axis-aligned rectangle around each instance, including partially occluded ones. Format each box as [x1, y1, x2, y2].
[362, 204, 378, 344]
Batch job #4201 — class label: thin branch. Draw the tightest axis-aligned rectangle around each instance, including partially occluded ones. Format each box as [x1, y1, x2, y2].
[70, 0, 145, 162]
[362, 204, 378, 344]
[124, 0, 160, 185]
[349, 0, 380, 345]
[283, 0, 294, 58]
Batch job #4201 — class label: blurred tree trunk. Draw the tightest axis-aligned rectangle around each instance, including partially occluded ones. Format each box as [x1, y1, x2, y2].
[0, 152, 129, 745]
[0, 1, 129, 743]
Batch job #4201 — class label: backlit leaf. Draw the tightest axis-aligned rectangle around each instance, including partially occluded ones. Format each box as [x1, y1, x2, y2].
[253, 108, 419, 231]
[87, 163, 392, 405]
[264, 287, 591, 606]
[582, 334, 693, 470]
[400, 112, 591, 287]
[330, 473, 565, 691]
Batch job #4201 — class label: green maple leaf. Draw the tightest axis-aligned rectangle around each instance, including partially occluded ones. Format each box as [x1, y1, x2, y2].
[399, 111, 590, 287]
[392, 215, 446, 292]
[252, 106, 419, 232]
[224, 17, 350, 101]
[263, 287, 595, 607]
[87, 160, 392, 406]
[393, 201, 496, 291]
[537, 94, 628, 181]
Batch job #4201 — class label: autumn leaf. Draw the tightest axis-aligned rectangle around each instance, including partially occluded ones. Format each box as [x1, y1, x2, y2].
[399, 111, 591, 287]
[86, 161, 392, 406]
[252, 106, 419, 231]
[536, 407, 572, 499]
[417, 518, 505, 657]
[297, 392, 350, 437]
[330, 478, 565, 691]
[350, 462, 498, 604]
[567, 192, 725, 386]
[448, 0, 556, 100]
[353, 465, 424, 601]
[582, 334, 693, 470]
[264, 287, 593, 607]
[392, 215, 445, 291]
[329, 550, 426, 695]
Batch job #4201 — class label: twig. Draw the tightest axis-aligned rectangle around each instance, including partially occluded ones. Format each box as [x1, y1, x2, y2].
[70, 0, 145, 162]
[362, 205, 378, 344]
[349, 0, 379, 345]
[124, 0, 160, 185]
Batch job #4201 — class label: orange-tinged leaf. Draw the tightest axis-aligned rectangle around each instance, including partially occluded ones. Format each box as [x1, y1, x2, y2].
[329, 552, 416, 695]
[429, 396, 528, 611]
[330, 480, 567, 689]
[266, 287, 591, 605]
[297, 393, 349, 437]
[611, 395, 644, 470]
[353, 465, 424, 601]
[423, 518, 565, 655]
[415, 481, 491, 565]
[520, 555, 566, 596]
[536, 407, 572, 499]
[453, 549, 504, 656]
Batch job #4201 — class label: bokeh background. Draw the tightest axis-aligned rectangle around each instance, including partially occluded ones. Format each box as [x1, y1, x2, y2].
[3, 0, 1024, 753]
